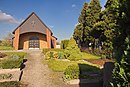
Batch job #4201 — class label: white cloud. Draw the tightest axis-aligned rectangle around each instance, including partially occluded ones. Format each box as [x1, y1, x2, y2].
[0, 10, 20, 24]
[72, 4, 76, 8]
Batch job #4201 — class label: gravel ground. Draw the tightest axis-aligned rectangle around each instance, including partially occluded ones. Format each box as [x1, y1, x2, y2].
[21, 50, 71, 87]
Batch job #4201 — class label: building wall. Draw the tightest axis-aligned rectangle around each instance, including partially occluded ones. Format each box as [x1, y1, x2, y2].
[19, 32, 47, 49]
[51, 36, 56, 48]
[13, 28, 20, 50]
[46, 29, 51, 48]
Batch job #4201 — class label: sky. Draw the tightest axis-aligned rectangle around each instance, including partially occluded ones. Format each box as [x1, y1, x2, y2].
[0, 0, 107, 41]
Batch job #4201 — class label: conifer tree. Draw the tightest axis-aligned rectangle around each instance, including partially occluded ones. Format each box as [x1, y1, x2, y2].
[73, 2, 90, 48]
[73, 0, 101, 49]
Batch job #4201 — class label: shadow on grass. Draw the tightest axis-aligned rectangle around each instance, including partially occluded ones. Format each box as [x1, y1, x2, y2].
[78, 64, 103, 87]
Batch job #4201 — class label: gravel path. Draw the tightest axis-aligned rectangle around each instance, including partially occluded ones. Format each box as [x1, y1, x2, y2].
[21, 50, 53, 87]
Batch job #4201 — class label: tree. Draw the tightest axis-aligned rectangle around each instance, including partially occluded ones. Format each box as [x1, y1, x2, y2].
[73, 0, 101, 49]
[0, 33, 13, 46]
[64, 37, 82, 61]
[110, 0, 130, 86]
[73, 2, 90, 48]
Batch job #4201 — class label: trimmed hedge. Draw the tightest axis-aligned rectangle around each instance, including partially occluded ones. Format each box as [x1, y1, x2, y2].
[64, 64, 79, 80]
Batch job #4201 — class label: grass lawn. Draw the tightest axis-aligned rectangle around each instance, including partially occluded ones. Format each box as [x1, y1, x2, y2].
[0, 81, 27, 87]
[81, 52, 101, 60]
[47, 59, 100, 72]
[0, 52, 27, 69]
[0, 46, 14, 50]
[0, 81, 20, 87]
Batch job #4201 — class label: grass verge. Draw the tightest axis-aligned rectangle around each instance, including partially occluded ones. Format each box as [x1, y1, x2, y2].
[0, 46, 14, 50]
[0, 52, 27, 69]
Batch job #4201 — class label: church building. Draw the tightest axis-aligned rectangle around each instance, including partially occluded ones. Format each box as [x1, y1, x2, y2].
[13, 12, 57, 50]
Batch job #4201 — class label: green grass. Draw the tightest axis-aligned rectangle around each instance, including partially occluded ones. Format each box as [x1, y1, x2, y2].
[47, 59, 100, 72]
[43, 48, 100, 60]
[0, 52, 27, 69]
[43, 48, 64, 54]
[0, 81, 20, 87]
[4, 52, 27, 58]
[47, 59, 76, 72]
[81, 52, 101, 59]
[0, 46, 14, 50]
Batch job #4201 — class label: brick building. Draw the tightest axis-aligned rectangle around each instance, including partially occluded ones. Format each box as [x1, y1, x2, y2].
[13, 12, 57, 50]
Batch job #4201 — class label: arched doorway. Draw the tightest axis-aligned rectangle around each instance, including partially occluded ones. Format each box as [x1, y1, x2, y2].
[29, 36, 39, 49]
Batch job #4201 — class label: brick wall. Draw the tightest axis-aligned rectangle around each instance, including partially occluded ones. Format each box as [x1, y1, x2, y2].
[13, 28, 20, 50]
[46, 29, 51, 48]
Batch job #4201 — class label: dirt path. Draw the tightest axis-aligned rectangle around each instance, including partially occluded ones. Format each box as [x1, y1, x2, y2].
[21, 50, 54, 87]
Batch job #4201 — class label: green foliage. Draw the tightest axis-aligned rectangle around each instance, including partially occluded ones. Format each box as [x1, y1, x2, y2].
[109, 0, 130, 86]
[45, 51, 58, 59]
[111, 61, 130, 87]
[0, 81, 20, 87]
[73, 2, 90, 47]
[64, 64, 79, 80]
[0, 40, 12, 47]
[73, 0, 101, 48]
[60, 40, 69, 49]
[0, 46, 14, 50]
[64, 38, 82, 61]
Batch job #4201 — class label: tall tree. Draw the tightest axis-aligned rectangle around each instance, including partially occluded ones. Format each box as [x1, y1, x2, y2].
[88, 0, 102, 50]
[73, 0, 101, 49]
[73, 2, 90, 48]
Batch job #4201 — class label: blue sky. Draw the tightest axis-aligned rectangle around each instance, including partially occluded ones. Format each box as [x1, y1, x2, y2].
[0, 0, 107, 41]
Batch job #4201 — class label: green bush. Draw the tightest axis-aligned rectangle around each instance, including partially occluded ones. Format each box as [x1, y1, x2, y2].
[45, 51, 58, 59]
[64, 64, 80, 80]
[61, 40, 69, 49]
[64, 38, 82, 61]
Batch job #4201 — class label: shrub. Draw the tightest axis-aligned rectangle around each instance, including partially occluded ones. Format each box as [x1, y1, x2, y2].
[61, 40, 69, 49]
[64, 38, 82, 61]
[0, 40, 12, 47]
[64, 64, 80, 80]
[45, 51, 58, 59]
